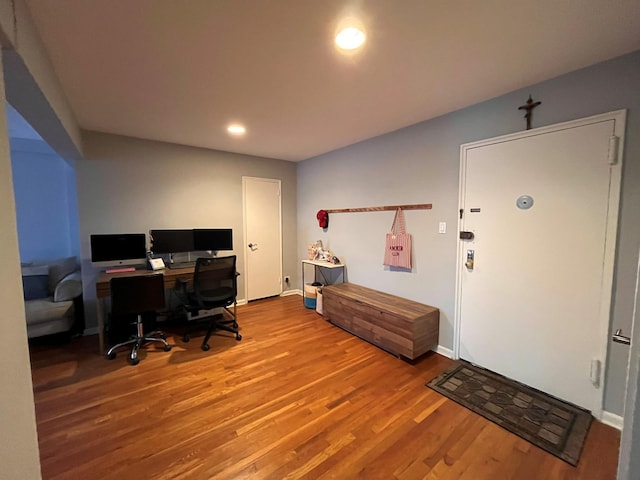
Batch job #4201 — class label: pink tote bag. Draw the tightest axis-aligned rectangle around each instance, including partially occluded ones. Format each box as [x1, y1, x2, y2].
[383, 208, 411, 269]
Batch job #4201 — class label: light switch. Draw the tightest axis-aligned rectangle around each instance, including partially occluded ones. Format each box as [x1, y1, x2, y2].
[439, 222, 446, 234]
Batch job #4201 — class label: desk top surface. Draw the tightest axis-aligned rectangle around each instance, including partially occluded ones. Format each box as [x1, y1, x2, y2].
[96, 266, 194, 283]
[302, 259, 345, 269]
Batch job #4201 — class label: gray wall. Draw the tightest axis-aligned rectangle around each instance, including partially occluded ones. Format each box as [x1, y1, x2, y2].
[77, 131, 298, 331]
[297, 50, 640, 416]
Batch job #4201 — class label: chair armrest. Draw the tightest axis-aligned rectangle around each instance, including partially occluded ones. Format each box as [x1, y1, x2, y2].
[53, 271, 82, 302]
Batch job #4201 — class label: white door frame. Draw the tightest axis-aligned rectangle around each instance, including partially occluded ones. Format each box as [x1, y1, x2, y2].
[242, 176, 283, 301]
[453, 110, 626, 419]
[618, 248, 640, 479]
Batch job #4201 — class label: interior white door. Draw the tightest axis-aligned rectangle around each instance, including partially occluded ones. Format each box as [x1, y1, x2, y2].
[243, 177, 282, 301]
[456, 111, 625, 414]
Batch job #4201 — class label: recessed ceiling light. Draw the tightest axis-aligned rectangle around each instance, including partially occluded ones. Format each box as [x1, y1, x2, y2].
[335, 26, 366, 50]
[227, 124, 246, 136]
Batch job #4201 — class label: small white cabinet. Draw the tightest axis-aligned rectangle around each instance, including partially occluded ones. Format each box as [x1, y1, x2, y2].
[301, 260, 345, 306]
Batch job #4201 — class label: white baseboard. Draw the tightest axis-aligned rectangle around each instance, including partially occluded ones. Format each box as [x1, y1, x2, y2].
[435, 345, 454, 358]
[84, 326, 99, 336]
[600, 410, 623, 430]
[281, 289, 302, 297]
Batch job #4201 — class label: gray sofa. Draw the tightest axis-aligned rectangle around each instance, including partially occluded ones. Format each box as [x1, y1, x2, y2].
[21, 257, 83, 339]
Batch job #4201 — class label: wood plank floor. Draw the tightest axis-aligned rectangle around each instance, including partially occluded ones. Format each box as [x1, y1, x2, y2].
[30, 295, 620, 479]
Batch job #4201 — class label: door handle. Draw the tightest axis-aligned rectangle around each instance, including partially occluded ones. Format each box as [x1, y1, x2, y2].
[465, 250, 474, 270]
[612, 329, 631, 346]
[248, 243, 258, 249]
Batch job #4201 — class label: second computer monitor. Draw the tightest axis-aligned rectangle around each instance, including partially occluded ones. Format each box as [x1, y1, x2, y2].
[151, 228, 233, 254]
[150, 229, 194, 254]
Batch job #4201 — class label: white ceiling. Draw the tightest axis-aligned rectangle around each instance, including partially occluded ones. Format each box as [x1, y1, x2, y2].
[22, 0, 640, 161]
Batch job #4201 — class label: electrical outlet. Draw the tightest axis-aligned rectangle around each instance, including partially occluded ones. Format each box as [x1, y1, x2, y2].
[284, 276, 290, 284]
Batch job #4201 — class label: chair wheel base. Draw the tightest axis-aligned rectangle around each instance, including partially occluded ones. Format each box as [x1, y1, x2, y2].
[201, 343, 210, 351]
[106, 352, 116, 360]
[129, 357, 140, 366]
[236, 333, 242, 341]
[163, 344, 172, 352]
[182, 335, 190, 343]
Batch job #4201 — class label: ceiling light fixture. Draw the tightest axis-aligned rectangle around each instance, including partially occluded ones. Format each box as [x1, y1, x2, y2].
[335, 26, 366, 51]
[227, 124, 246, 136]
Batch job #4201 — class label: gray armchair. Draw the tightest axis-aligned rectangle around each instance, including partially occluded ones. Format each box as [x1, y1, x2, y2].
[22, 256, 83, 339]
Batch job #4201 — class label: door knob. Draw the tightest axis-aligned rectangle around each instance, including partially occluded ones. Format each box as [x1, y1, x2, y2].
[248, 243, 258, 248]
[612, 329, 631, 346]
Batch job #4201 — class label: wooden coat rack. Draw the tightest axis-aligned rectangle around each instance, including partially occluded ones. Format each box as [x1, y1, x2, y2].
[325, 203, 432, 214]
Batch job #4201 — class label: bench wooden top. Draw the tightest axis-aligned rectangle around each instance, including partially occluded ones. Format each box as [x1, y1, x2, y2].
[322, 283, 437, 319]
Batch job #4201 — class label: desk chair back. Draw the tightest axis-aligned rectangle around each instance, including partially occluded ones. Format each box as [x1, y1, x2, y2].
[193, 256, 237, 308]
[110, 274, 166, 315]
[107, 273, 171, 365]
[182, 256, 241, 351]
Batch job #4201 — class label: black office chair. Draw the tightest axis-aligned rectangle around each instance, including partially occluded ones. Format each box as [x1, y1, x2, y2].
[106, 274, 171, 365]
[181, 256, 242, 351]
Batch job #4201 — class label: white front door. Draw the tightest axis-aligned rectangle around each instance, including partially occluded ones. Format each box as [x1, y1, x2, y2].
[455, 111, 625, 414]
[243, 177, 282, 301]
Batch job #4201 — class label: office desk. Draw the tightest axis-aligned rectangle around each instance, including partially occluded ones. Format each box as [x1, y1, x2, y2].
[95, 266, 194, 354]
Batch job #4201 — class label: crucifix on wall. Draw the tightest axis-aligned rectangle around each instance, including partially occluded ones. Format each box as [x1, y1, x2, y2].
[518, 95, 541, 130]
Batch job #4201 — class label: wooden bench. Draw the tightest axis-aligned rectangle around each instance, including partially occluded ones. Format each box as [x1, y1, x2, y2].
[322, 283, 439, 360]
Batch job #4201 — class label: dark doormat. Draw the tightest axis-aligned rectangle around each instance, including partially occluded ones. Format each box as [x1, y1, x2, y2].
[426, 361, 592, 466]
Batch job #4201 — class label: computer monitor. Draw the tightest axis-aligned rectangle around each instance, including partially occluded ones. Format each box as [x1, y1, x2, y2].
[193, 228, 233, 251]
[149, 229, 194, 254]
[90, 233, 147, 268]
